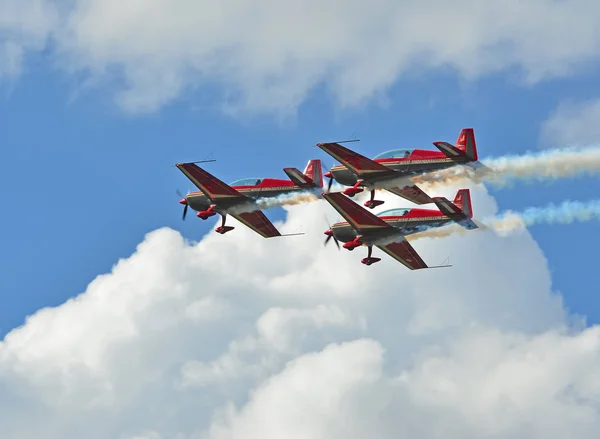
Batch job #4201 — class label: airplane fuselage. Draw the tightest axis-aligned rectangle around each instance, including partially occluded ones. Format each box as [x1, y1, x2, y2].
[185, 178, 315, 212]
[330, 151, 469, 187]
[330, 209, 453, 243]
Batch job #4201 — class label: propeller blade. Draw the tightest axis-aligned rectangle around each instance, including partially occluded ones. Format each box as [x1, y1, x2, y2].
[182, 204, 188, 221]
[324, 233, 341, 250]
[323, 215, 341, 250]
[333, 235, 340, 250]
[327, 177, 334, 193]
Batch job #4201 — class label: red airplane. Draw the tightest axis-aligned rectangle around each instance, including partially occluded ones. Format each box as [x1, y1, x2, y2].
[322, 188, 478, 269]
[176, 159, 323, 238]
[317, 128, 485, 209]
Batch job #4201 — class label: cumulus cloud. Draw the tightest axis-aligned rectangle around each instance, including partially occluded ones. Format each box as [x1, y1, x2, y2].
[540, 98, 600, 148]
[4, 0, 600, 114]
[0, 0, 58, 79]
[2, 181, 599, 439]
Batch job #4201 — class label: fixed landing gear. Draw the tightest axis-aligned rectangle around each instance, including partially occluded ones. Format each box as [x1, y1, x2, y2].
[197, 205, 217, 220]
[363, 190, 384, 209]
[343, 180, 364, 197]
[196, 206, 235, 234]
[361, 245, 381, 266]
[342, 239, 381, 265]
[343, 237, 362, 251]
[215, 214, 235, 234]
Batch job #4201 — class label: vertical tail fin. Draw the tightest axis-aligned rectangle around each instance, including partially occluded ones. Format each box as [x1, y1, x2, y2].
[433, 128, 478, 162]
[452, 188, 472, 218]
[432, 189, 477, 230]
[455, 128, 477, 161]
[303, 159, 323, 188]
[283, 159, 323, 188]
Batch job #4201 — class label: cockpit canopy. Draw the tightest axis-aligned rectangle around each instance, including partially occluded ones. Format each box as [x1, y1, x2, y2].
[230, 178, 262, 186]
[373, 149, 413, 159]
[376, 208, 411, 217]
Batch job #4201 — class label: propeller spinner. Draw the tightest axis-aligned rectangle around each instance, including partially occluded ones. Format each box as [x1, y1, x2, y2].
[177, 189, 189, 220]
[323, 162, 336, 193]
[323, 216, 340, 250]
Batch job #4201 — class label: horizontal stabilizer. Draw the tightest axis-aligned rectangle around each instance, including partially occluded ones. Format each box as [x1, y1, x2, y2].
[433, 196, 463, 217]
[283, 167, 315, 187]
[457, 218, 479, 230]
[433, 141, 466, 158]
[467, 160, 489, 170]
[433, 189, 477, 230]
[433, 128, 477, 161]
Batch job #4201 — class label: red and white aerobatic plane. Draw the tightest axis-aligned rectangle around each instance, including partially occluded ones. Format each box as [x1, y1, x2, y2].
[176, 159, 323, 238]
[317, 128, 486, 209]
[322, 189, 478, 269]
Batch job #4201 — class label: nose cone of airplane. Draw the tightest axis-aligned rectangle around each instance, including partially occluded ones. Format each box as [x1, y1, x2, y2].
[324, 229, 333, 236]
[179, 198, 188, 205]
[324, 171, 332, 178]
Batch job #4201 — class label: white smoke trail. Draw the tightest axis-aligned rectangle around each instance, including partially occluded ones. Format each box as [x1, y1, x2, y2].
[412, 145, 600, 188]
[222, 191, 321, 215]
[408, 199, 600, 241]
[255, 190, 321, 209]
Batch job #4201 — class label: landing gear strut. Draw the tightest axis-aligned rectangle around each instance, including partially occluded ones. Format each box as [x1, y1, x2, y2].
[197, 205, 217, 220]
[343, 180, 364, 197]
[364, 190, 384, 209]
[361, 245, 381, 266]
[215, 213, 235, 234]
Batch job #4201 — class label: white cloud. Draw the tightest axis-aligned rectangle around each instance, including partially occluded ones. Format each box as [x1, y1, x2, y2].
[4, 0, 600, 115]
[0, 0, 58, 79]
[540, 99, 600, 148]
[1, 181, 598, 439]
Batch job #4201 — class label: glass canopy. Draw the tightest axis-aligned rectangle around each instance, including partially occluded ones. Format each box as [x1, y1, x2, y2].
[376, 208, 411, 217]
[230, 178, 262, 186]
[373, 149, 412, 159]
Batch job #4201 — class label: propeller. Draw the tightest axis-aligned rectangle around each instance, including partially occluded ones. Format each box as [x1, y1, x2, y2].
[323, 215, 340, 250]
[177, 189, 189, 221]
[326, 174, 334, 192]
[316, 135, 359, 194]
[324, 161, 336, 193]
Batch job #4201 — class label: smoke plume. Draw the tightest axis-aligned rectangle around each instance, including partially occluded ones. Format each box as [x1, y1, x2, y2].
[409, 199, 600, 241]
[412, 145, 600, 188]
[255, 191, 321, 209]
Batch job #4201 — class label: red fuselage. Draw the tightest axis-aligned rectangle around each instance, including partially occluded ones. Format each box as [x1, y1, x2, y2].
[185, 178, 313, 212]
[330, 207, 452, 243]
[326, 149, 468, 186]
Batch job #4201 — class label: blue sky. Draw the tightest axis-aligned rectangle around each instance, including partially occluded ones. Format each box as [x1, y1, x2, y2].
[2, 62, 599, 337]
[7, 3, 600, 438]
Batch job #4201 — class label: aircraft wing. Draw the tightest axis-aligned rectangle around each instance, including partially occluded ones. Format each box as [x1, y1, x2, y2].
[322, 192, 392, 234]
[386, 184, 434, 205]
[230, 211, 282, 238]
[376, 240, 428, 270]
[316, 142, 396, 179]
[176, 163, 247, 202]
